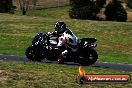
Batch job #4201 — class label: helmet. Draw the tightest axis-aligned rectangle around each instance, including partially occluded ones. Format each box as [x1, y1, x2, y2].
[55, 21, 66, 34]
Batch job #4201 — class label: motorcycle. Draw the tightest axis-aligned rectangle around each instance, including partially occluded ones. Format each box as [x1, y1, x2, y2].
[25, 32, 98, 66]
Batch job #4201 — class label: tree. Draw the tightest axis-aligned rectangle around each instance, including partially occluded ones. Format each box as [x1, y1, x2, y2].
[69, 0, 100, 20]
[104, 0, 127, 22]
[96, 0, 106, 8]
[32, 0, 38, 9]
[19, 0, 29, 15]
[0, 0, 15, 13]
[126, 0, 132, 9]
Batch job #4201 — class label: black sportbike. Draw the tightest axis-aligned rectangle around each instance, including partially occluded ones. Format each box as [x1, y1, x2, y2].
[25, 33, 98, 66]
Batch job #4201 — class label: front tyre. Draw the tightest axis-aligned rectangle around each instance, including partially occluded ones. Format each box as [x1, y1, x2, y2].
[25, 46, 44, 62]
[78, 49, 98, 66]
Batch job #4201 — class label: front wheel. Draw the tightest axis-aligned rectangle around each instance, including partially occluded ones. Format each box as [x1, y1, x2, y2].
[25, 46, 44, 62]
[78, 49, 98, 66]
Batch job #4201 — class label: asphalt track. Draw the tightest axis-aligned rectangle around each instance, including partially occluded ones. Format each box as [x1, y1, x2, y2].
[0, 55, 132, 72]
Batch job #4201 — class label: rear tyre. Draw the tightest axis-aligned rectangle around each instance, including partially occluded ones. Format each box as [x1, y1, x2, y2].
[25, 46, 44, 62]
[78, 49, 98, 66]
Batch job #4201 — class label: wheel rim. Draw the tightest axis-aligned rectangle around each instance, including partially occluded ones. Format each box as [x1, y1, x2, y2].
[29, 50, 34, 57]
[89, 53, 94, 60]
[28, 50, 36, 58]
[86, 52, 96, 63]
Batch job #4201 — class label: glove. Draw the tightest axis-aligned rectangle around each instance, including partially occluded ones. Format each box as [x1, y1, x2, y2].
[47, 32, 51, 35]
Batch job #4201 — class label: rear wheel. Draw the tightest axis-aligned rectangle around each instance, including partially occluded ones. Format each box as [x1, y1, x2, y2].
[25, 46, 44, 62]
[78, 49, 98, 66]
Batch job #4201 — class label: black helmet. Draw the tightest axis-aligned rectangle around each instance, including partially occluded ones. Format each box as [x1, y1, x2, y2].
[55, 21, 66, 34]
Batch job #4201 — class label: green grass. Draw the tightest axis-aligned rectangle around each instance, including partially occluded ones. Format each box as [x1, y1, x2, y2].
[15, 6, 70, 19]
[0, 6, 132, 64]
[0, 61, 132, 88]
[27, 6, 70, 19]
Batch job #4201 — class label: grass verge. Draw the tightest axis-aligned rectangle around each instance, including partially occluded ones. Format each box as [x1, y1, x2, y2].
[0, 61, 132, 88]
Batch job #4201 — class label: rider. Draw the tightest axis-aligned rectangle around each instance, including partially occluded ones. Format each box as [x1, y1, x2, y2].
[53, 21, 78, 63]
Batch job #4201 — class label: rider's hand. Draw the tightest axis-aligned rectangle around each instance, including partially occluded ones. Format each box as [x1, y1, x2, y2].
[47, 32, 51, 35]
